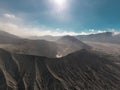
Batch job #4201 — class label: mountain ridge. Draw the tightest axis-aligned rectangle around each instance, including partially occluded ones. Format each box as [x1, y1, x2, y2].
[76, 32, 120, 44]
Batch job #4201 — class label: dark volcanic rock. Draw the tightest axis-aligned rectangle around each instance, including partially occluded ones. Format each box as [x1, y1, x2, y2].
[0, 48, 120, 90]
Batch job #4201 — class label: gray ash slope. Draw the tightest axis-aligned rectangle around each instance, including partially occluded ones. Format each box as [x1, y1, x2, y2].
[0, 30, 22, 44]
[76, 32, 120, 44]
[57, 35, 91, 49]
[56, 35, 91, 57]
[0, 48, 120, 90]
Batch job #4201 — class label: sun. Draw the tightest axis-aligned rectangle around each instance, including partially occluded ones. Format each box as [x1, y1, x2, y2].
[49, 0, 68, 13]
[53, 0, 66, 6]
[48, 0, 69, 20]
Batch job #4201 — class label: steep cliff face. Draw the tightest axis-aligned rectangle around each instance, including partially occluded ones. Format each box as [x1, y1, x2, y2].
[0, 49, 120, 90]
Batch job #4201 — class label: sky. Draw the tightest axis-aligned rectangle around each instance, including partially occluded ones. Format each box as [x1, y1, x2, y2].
[0, 0, 120, 36]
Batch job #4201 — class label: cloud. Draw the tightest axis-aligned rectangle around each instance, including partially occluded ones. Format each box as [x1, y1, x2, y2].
[0, 13, 87, 37]
[0, 22, 81, 37]
[48, 0, 73, 22]
[1, 13, 22, 25]
[0, 13, 119, 37]
[3, 13, 16, 19]
[0, 21, 119, 37]
[108, 29, 120, 35]
[87, 29, 107, 34]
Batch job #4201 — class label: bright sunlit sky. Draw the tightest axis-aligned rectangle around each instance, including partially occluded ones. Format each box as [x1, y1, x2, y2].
[0, 0, 120, 36]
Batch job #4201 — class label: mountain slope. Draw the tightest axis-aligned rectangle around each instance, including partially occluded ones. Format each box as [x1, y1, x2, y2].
[29, 35, 61, 41]
[76, 32, 120, 44]
[0, 30, 58, 57]
[0, 40, 58, 58]
[56, 35, 91, 57]
[0, 48, 120, 90]
[0, 30, 22, 44]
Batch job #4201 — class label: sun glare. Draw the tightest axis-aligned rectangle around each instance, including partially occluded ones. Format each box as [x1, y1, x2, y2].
[48, 0, 70, 21]
[53, 0, 66, 6]
[50, 0, 67, 11]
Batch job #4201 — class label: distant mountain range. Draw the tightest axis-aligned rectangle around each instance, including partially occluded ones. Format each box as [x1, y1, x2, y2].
[29, 35, 60, 41]
[0, 30, 91, 57]
[76, 32, 120, 44]
[1, 30, 119, 44]
[0, 30, 120, 57]
[29, 31, 120, 44]
[0, 30, 58, 57]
